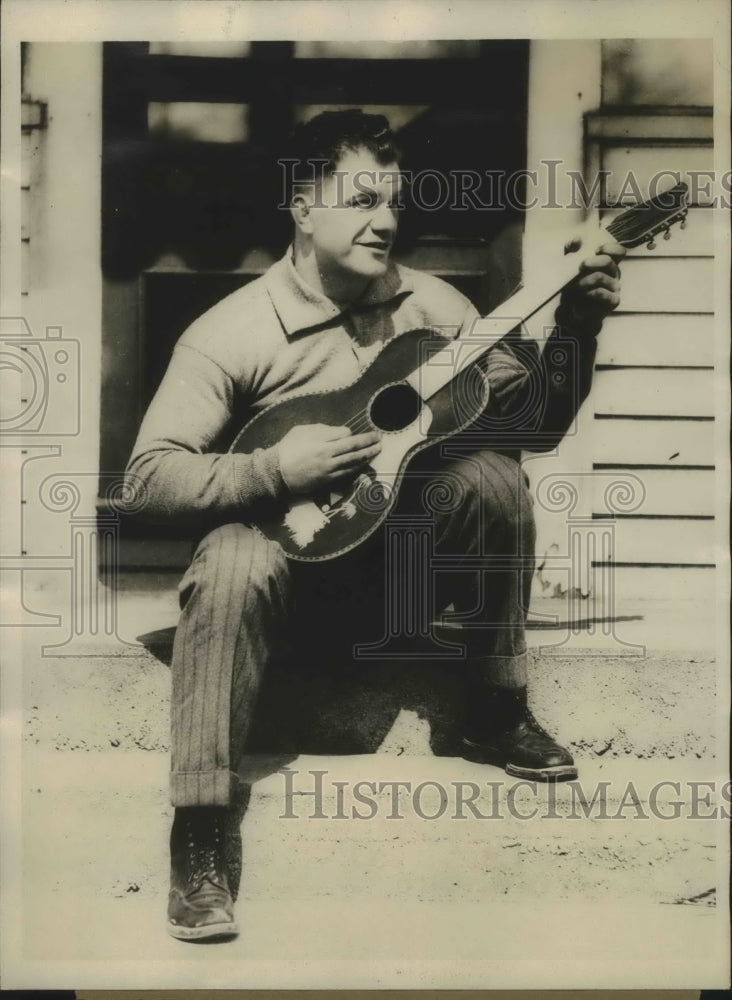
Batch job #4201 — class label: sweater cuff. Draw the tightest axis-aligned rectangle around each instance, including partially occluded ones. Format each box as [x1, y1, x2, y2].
[554, 300, 604, 340]
[232, 446, 287, 511]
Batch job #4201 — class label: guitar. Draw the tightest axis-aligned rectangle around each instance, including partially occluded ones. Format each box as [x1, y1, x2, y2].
[231, 182, 689, 561]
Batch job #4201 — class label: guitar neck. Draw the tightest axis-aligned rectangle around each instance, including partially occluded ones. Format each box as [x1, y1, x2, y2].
[405, 219, 599, 402]
[401, 179, 689, 403]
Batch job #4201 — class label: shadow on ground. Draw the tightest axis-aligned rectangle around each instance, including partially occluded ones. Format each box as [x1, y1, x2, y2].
[138, 624, 467, 766]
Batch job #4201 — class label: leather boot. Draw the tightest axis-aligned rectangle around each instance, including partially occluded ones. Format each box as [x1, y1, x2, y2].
[167, 806, 238, 941]
[462, 685, 578, 781]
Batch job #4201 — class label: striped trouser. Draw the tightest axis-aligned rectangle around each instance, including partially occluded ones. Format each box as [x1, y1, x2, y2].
[170, 448, 535, 806]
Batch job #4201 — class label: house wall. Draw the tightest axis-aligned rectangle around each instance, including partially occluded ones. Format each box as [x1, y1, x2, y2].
[8, 44, 103, 569]
[525, 39, 717, 606]
[522, 40, 603, 604]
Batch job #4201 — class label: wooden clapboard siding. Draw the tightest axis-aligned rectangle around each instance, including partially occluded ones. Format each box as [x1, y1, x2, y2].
[593, 368, 714, 417]
[578, 64, 717, 590]
[591, 155, 715, 574]
[602, 565, 715, 602]
[596, 314, 714, 367]
[616, 258, 713, 313]
[586, 111, 712, 143]
[591, 468, 714, 516]
[594, 518, 715, 566]
[593, 418, 714, 466]
[602, 206, 714, 258]
[603, 146, 715, 204]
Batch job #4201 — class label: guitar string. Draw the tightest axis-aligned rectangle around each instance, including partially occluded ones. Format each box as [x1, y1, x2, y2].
[345, 411, 372, 433]
[606, 209, 683, 242]
[338, 224, 634, 440]
[338, 206, 683, 441]
[295, 196, 687, 521]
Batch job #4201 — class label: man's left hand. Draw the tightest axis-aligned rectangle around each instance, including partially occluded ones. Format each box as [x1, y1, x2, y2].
[560, 240, 626, 329]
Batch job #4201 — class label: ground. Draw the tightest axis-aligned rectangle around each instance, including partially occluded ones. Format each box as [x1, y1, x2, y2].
[6, 576, 729, 989]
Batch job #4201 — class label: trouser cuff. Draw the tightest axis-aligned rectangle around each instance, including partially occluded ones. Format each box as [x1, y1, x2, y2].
[170, 768, 241, 807]
[467, 651, 528, 689]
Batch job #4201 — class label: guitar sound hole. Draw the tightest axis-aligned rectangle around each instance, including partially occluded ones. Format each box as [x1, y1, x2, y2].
[368, 382, 422, 432]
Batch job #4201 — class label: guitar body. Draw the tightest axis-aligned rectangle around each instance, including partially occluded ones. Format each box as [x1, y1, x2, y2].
[231, 328, 489, 561]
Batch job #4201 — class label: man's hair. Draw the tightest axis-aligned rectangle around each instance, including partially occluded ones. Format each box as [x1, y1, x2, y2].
[282, 109, 399, 200]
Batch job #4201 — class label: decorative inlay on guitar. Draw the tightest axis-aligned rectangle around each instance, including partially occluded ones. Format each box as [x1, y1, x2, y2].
[231, 183, 689, 561]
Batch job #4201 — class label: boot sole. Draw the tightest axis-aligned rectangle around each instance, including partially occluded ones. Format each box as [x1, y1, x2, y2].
[167, 919, 239, 942]
[461, 739, 578, 782]
[505, 761, 578, 782]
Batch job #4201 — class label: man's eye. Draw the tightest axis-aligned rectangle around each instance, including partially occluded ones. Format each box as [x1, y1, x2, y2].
[353, 193, 378, 209]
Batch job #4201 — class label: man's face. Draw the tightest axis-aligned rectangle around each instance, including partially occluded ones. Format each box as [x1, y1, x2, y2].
[304, 147, 402, 286]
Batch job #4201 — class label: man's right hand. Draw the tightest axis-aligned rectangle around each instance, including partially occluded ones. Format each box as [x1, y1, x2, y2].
[277, 424, 382, 495]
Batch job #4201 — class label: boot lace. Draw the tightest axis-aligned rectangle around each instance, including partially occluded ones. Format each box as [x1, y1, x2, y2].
[517, 706, 555, 744]
[186, 817, 226, 892]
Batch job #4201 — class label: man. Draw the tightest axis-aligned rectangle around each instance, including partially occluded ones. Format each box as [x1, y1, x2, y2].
[126, 110, 623, 941]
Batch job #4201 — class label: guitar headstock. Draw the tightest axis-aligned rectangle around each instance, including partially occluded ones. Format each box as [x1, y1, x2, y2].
[605, 182, 689, 250]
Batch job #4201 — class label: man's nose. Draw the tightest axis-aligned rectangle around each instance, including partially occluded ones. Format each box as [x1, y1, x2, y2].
[371, 199, 398, 235]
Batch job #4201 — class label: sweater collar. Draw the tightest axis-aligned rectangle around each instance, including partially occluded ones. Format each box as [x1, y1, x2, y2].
[265, 247, 412, 337]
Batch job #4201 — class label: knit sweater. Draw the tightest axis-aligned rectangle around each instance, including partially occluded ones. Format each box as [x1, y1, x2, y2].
[125, 250, 599, 526]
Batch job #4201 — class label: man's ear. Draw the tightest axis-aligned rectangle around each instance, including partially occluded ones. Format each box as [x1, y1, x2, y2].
[290, 191, 314, 235]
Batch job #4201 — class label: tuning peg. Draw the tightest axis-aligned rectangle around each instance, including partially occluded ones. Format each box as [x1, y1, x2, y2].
[679, 219, 687, 230]
[646, 239, 656, 250]
[663, 226, 671, 240]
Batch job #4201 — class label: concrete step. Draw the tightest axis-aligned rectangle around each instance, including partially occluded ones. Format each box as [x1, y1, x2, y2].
[24, 640, 717, 761]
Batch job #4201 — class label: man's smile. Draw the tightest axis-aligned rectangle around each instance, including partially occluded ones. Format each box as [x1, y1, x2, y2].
[357, 240, 391, 252]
